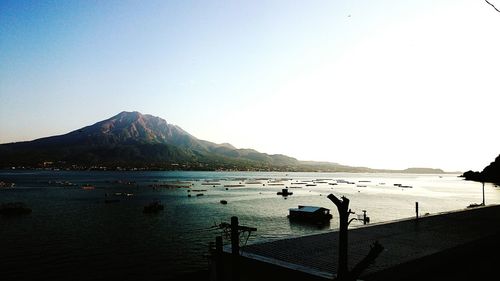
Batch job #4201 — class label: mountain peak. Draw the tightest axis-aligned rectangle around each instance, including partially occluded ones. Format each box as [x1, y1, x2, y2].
[82, 111, 193, 145]
[112, 111, 154, 124]
[117, 110, 141, 116]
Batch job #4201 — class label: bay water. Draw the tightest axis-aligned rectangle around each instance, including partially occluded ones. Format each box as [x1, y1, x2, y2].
[1, 170, 498, 280]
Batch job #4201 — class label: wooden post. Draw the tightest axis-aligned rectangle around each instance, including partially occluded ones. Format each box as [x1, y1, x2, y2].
[327, 194, 350, 280]
[328, 194, 384, 281]
[215, 236, 223, 281]
[230, 216, 240, 281]
[415, 202, 419, 220]
[363, 210, 367, 225]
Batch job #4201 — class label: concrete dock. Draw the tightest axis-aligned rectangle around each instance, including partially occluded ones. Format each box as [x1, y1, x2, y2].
[227, 205, 500, 281]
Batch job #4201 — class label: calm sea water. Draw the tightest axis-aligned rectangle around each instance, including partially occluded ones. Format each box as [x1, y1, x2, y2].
[1, 170, 499, 280]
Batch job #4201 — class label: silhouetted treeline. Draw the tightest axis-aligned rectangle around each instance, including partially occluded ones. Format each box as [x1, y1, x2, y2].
[462, 154, 500, 183]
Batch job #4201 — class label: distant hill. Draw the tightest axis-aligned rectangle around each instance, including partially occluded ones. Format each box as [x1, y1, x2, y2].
[402, 167, 444, 174]
[0, 111, 447, 173]
[462, 155, 500, 183]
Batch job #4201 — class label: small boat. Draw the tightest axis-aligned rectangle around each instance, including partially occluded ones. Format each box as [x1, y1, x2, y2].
[196, 193, 204, 197]
[81, 184, 95, 190]
[277, 188, 293, 196]
[467, 203, 484, 208]
[0, 181, 15, 188]
[143, 200, 164, 213]
[220, 200, 228, 204]
[288, 205, 332, 223]
[104, 193, 120, 203]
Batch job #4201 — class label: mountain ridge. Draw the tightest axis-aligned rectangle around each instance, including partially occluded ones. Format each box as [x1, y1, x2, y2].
[0, 111, 447, 173]
[0, 111, 300, 170]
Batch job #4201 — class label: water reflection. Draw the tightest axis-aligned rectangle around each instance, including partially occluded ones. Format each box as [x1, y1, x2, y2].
[288, 219, 331, 231]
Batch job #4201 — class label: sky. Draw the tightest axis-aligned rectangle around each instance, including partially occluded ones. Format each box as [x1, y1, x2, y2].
[1, 0, 499, 172]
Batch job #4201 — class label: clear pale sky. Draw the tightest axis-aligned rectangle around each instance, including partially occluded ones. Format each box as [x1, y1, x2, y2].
[1, 0, 499, 172]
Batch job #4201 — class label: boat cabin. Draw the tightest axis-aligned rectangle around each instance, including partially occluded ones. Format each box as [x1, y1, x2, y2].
[288, 205, 332, 222]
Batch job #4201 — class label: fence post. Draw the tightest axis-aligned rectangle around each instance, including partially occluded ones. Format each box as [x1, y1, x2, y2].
[231, 216, 240, 281]
[215, 236, 223, 281]
[415, 202, 419, 220]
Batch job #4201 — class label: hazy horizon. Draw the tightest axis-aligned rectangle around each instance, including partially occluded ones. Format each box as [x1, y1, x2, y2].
[1, 0, 499, 172]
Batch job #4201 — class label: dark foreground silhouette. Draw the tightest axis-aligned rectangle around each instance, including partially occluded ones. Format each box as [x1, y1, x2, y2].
[462, 154, 500, 184]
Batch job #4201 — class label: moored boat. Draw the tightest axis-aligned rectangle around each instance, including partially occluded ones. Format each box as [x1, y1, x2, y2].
[277, 188, 293, 196]
[288, 205, 332, 223]
[0, 181, 15, 188]
[81, 184, 95, 190]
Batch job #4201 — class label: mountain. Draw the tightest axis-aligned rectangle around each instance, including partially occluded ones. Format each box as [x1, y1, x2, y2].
[402, 167, 444, 174]
[9, 111, 196, 146]
[462, 154, 500, 184]
[0, 111, 449, 173]
[0, 111, 301, 170]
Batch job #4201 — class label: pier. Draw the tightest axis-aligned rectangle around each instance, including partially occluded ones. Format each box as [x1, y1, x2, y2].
[217, 205, 500, 281]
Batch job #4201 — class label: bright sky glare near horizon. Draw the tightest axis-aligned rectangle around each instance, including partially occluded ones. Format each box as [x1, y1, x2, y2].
[1, 0, 499, 172]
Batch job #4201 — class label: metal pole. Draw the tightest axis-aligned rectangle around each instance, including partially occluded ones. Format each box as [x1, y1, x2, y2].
[482, 182, 485, 206]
